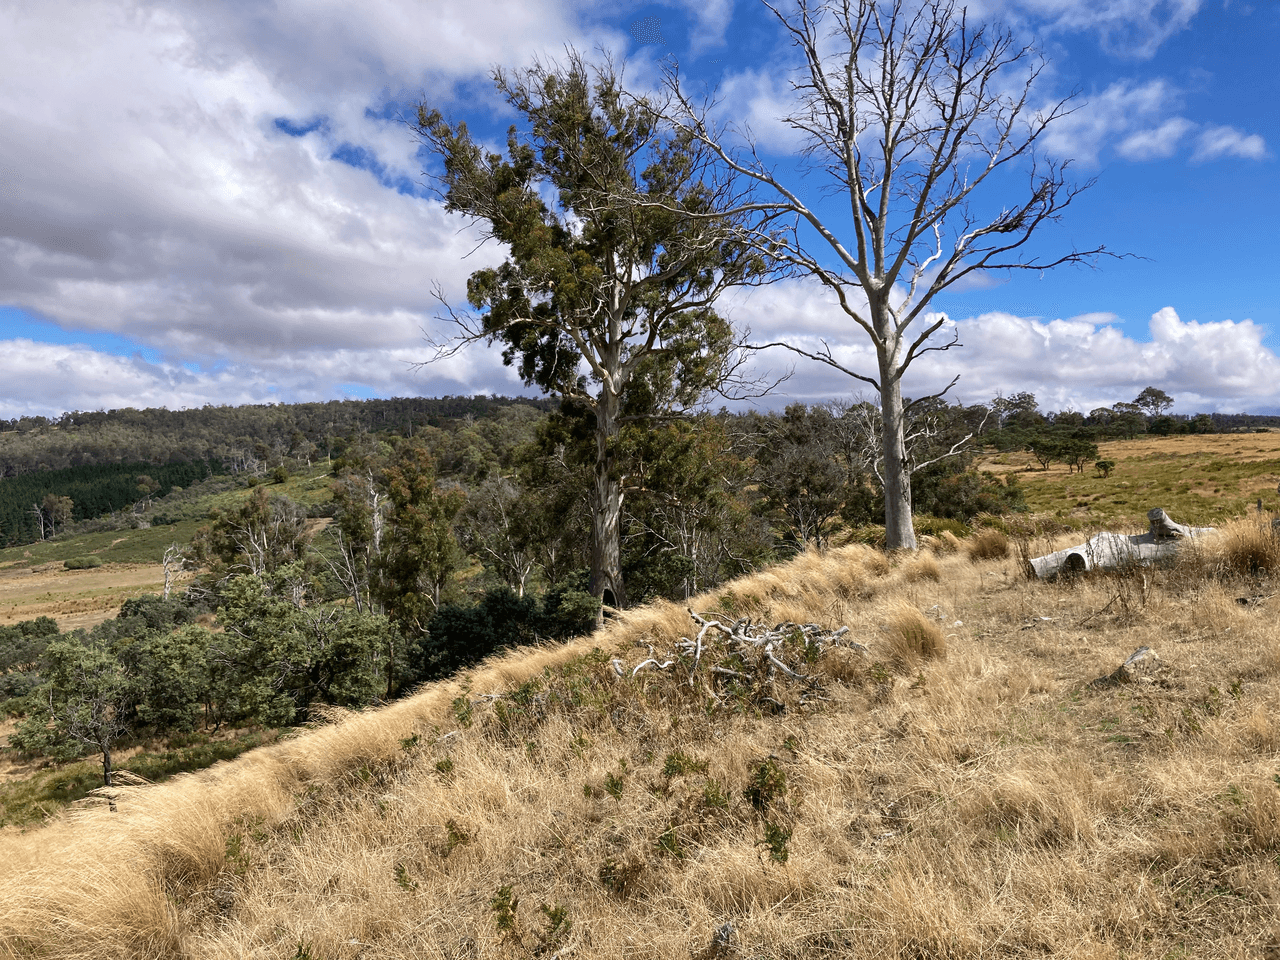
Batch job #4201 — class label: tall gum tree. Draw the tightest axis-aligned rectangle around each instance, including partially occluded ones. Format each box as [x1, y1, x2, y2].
[665, 0, 1114, 548]
[418, 51, 781, 610]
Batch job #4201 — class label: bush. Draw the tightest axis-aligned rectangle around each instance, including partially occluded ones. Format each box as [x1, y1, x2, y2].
[62, 556, 102, 570]
[913, 514, 971, 539]
[417, 586, 600, 681]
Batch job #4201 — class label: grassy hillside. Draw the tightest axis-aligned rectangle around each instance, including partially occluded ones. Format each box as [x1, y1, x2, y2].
[978, 431, 1280, 528]
[2, 519, 1278, 958]
[0, 465, 334, 630]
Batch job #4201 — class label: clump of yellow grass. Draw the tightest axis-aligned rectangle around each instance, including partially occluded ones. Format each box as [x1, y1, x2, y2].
[966, 527, 1009, 561]
[902, 553, 941, 582]
[883, 602, 946, 662]
[1209, 516, 1280, 578]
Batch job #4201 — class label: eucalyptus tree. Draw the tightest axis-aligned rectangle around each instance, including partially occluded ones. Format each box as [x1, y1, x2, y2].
[417, 50, 781, 610]
[666, 0, 1113, 548]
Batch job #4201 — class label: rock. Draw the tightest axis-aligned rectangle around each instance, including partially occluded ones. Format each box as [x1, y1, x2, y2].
[1105, 646, 1161, 685]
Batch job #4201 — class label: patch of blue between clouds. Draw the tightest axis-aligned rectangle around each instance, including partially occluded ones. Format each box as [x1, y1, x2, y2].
[337, 382, 379, 400]
[0, 306, 163, 364]
[329, 142, 424, 197]
[273, 116, 327, 137]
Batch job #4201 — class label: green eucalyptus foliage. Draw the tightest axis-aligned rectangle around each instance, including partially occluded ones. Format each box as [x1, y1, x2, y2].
[211, 564, 395, 726]
[417, 50, 778, 608]
[11, 635, 135, 785]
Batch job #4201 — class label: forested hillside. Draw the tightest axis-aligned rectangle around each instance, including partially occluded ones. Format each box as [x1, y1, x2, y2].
[0, 395, 554, 477]
[0, 459, 225, 546]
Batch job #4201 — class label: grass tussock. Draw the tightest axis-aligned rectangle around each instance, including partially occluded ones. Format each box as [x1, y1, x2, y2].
[1209, 516, 1280, 578]
[883, 602, 947, 663]
[966, 527, 1010, 561]
[902, 552, 942, 582]
[933, 529, 963, 554]
[4, 532, 1280, 958]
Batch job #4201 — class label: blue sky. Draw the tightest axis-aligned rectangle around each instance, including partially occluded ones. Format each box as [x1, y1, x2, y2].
[0, 0, 1275, 419]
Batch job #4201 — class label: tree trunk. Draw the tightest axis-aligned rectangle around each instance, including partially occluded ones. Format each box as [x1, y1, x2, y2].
[590, 391, 626, 617]
[880, 375, 917, 550]
[101, 744, 113, 787]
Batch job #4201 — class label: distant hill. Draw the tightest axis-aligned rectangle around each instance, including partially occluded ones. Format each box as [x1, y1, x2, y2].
[0, 395, 554, 478]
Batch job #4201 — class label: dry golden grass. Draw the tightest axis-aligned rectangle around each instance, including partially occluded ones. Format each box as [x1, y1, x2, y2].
[883, 602, 947, 663]
[966, 527, 1010, 561]
[3, 539, 1280, 958]
[0, 562, 191, 632]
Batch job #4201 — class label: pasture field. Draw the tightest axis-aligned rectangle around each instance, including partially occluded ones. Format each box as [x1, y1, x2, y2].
[978, 430, 1280, 528]
[0, 559, 194, 632]
[0, 464, 334, 630]
[1, 519, 1278, 958]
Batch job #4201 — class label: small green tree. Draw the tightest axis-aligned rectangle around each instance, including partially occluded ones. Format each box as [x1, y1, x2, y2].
[11, 636, 135, 786]
[125, 625, 212, 733]
[373, 443, 466, 636]
[210, 565, 395, 725]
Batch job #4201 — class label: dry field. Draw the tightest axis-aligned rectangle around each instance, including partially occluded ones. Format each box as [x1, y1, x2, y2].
[2, 519, 1279, 959]
[978, 431, 1280, 527]
[0, 560, 193, 632]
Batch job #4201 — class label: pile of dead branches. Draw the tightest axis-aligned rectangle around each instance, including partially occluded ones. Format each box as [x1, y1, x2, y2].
[611, 610, 867, 712]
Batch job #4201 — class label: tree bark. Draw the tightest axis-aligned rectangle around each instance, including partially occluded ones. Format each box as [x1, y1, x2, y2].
[879, 359, 917, 550]
[590, 389, 626, 616]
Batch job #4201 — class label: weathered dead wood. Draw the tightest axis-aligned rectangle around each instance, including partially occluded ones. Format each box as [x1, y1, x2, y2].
[612, 610, 866, 709]
[1026, 508, 1213, 580]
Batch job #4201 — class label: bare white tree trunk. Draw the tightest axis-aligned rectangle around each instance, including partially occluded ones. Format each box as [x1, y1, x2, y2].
[664, 0, 1112, 550]
[880, 378, 916, 550]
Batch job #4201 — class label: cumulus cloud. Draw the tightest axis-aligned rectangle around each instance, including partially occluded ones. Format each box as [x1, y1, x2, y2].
[1192, 124, 1269, 161]
[915, 306, 1280, 414]
[716, 283, 1280, 414]
[0, 0, 601, 384]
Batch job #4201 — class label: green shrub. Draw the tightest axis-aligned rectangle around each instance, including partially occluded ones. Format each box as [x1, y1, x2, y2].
[913, 514, 971, 539]
[62, 556, 102, 570]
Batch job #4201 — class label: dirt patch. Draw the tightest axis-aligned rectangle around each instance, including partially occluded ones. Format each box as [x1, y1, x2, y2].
[0, 563, 196, 632]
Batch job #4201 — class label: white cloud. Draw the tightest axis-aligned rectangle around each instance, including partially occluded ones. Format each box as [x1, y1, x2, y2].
[0, 0, 602, 369]
[1192, 124, 1269, 161]
[1116, 117, 1197, 160]
[0, 338, 530, 419]
[666, 0, 734, 54]
[969, 0, 1202, 59]
[719, 283, 1280, 414]
[922, 306, 1280, 413]
[1038, 79, 1181, 164]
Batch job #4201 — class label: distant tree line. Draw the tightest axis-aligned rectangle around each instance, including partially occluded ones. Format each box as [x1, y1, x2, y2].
[0, 395, 553, 478]
[0, 460, 226, 547]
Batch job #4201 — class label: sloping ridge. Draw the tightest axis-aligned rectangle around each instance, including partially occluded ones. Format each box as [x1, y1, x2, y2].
[3, 534, 1280, 959]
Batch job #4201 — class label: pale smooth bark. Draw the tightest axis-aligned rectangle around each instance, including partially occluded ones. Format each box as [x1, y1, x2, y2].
[664, 0, 1112, 548]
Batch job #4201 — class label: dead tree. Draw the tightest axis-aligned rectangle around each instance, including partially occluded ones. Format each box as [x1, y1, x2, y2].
[665, 0, 1114, 548]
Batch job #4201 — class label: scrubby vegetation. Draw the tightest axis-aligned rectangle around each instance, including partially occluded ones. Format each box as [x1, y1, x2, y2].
[0, 387, 1278, 956]
[1, 516, 1279, 957]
